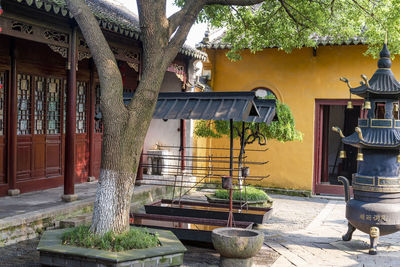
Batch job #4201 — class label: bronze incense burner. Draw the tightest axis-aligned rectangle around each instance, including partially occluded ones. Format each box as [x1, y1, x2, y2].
[334, 44, 400, 255]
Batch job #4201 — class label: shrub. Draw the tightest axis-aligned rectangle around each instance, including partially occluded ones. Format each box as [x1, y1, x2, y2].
[214, 186, 272, 202]
[62, 226, 159, 252]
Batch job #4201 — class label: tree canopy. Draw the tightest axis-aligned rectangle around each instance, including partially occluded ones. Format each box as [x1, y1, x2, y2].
[178, 0, 400, 60]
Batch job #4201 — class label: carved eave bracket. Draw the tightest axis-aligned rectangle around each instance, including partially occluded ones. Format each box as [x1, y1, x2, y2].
[48, 44, 68, 58]
[78, 50, 91, 61]
[111, 45, 141, 73]
[167, 63, 187, 86]
[127, 62, 139, 72]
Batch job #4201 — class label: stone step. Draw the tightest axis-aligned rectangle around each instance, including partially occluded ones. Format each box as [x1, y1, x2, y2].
[59, 214, 92, 229]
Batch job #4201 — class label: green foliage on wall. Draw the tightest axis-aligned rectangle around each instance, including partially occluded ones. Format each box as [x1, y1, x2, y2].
[194, 97, 302, 142]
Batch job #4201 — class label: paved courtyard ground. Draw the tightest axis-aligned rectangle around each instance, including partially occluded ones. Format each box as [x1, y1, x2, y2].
[265, 199, 400, 267]
[0, 192, 326, 267]
[2, 191, 400, 266]
[0, 182, 97, 220]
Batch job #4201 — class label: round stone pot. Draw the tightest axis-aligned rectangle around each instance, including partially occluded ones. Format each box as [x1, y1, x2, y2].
[211, 227, 264, 267]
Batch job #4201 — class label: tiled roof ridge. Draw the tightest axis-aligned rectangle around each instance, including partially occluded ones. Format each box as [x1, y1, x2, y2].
[12, 0, 207, 60]
[196, 28, 367, 49]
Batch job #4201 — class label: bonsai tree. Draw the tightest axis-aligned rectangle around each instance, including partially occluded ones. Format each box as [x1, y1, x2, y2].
[63, 0, 397, 235]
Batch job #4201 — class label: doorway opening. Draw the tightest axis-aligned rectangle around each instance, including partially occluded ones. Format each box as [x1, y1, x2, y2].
[314, 99, 363, 195]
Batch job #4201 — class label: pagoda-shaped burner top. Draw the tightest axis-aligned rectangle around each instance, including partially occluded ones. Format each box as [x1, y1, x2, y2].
[350, 44, 400, 98]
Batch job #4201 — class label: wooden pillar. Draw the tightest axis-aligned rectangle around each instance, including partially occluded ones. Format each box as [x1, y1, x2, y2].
[7, 39, 19, 196]
[62, 26, 78, 202]
[88, 60, 96, 181]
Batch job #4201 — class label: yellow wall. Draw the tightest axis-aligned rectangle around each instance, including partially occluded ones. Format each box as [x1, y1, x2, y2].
[195, 45, 400, 191]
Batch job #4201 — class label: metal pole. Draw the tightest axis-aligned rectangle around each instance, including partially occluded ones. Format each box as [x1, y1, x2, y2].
[239, 121, 245, 206]
[180, 119, 185, 171]
[230, 119, 233, 177]
[229, 187, 233, 227]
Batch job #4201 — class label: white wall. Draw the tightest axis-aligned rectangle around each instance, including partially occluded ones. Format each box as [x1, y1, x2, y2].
[143, 60, 200, 175]
[143, 72, 183, 174]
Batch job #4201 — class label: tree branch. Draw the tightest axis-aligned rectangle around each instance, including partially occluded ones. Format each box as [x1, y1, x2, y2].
[163, 1, 205, 66]
[168, 0, 195, 37]
[205, 0, 265, 5]
[65, 0, 126, 118]
[279, 0, 307, 28]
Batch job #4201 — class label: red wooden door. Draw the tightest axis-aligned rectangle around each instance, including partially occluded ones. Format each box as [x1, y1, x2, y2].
[45, 77, 62, 177]
[75, 81, 89, 183]
[0, 72, 7, 185]
[15, 73, 64, 191]
[16, 73, 33, 181]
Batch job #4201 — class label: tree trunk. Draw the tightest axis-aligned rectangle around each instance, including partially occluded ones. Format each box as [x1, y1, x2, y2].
[65, 0, 168, 235]
[65, 0, 266, 235]
[66, 0, 240, 235]
[90, 170, 134, 234]
[90, 71, 166, 234]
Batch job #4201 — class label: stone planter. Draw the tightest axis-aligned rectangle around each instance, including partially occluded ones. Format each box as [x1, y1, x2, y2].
[37, 227, 186, 267]
[211, 227, 263, 267]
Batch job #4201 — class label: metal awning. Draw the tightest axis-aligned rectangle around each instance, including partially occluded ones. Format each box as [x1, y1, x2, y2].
[247, 99, 276, 124]
[151, 91, 276, 123]
[123, 91, 276, 123]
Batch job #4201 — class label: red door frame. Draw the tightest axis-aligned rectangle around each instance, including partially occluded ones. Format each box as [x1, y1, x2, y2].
[313, 99, 363, 195]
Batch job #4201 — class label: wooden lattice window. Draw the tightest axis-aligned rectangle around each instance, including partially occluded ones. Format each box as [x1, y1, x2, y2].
[76, 81, 87, 134]
[47, 78, 61, 134]
[0, 72, 6, 136]
[17, 74, 32, 135]
[34, 76, 45, 134]
[95, 84, 103, 133]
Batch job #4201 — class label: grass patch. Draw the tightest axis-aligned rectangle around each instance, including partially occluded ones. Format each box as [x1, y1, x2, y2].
[62, 226, 159, 252]
[214, 186, 273, 202]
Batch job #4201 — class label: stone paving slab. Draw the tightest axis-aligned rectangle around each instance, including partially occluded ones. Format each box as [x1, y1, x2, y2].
[267, 200, 400, 267]
[0, 182, 98, 220]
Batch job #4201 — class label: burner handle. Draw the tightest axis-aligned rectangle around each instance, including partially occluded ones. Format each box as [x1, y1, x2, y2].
[338, 176, 350, 203]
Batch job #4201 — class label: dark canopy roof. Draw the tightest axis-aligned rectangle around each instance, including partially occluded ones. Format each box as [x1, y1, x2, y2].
[350, 44, 400, 98]
[247, 99, 276, 124]
[146, 92, 276, 123]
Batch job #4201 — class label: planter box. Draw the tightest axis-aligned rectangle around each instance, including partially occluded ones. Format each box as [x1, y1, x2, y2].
[205, 194, 273, 207]
[37, 227, 186, 267]
[130, 213, 254, 243]
[145, 199, 273, 224]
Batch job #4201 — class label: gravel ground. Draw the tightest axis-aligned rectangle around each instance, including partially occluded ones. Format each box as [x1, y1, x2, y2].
[0, 193, 328, 267]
